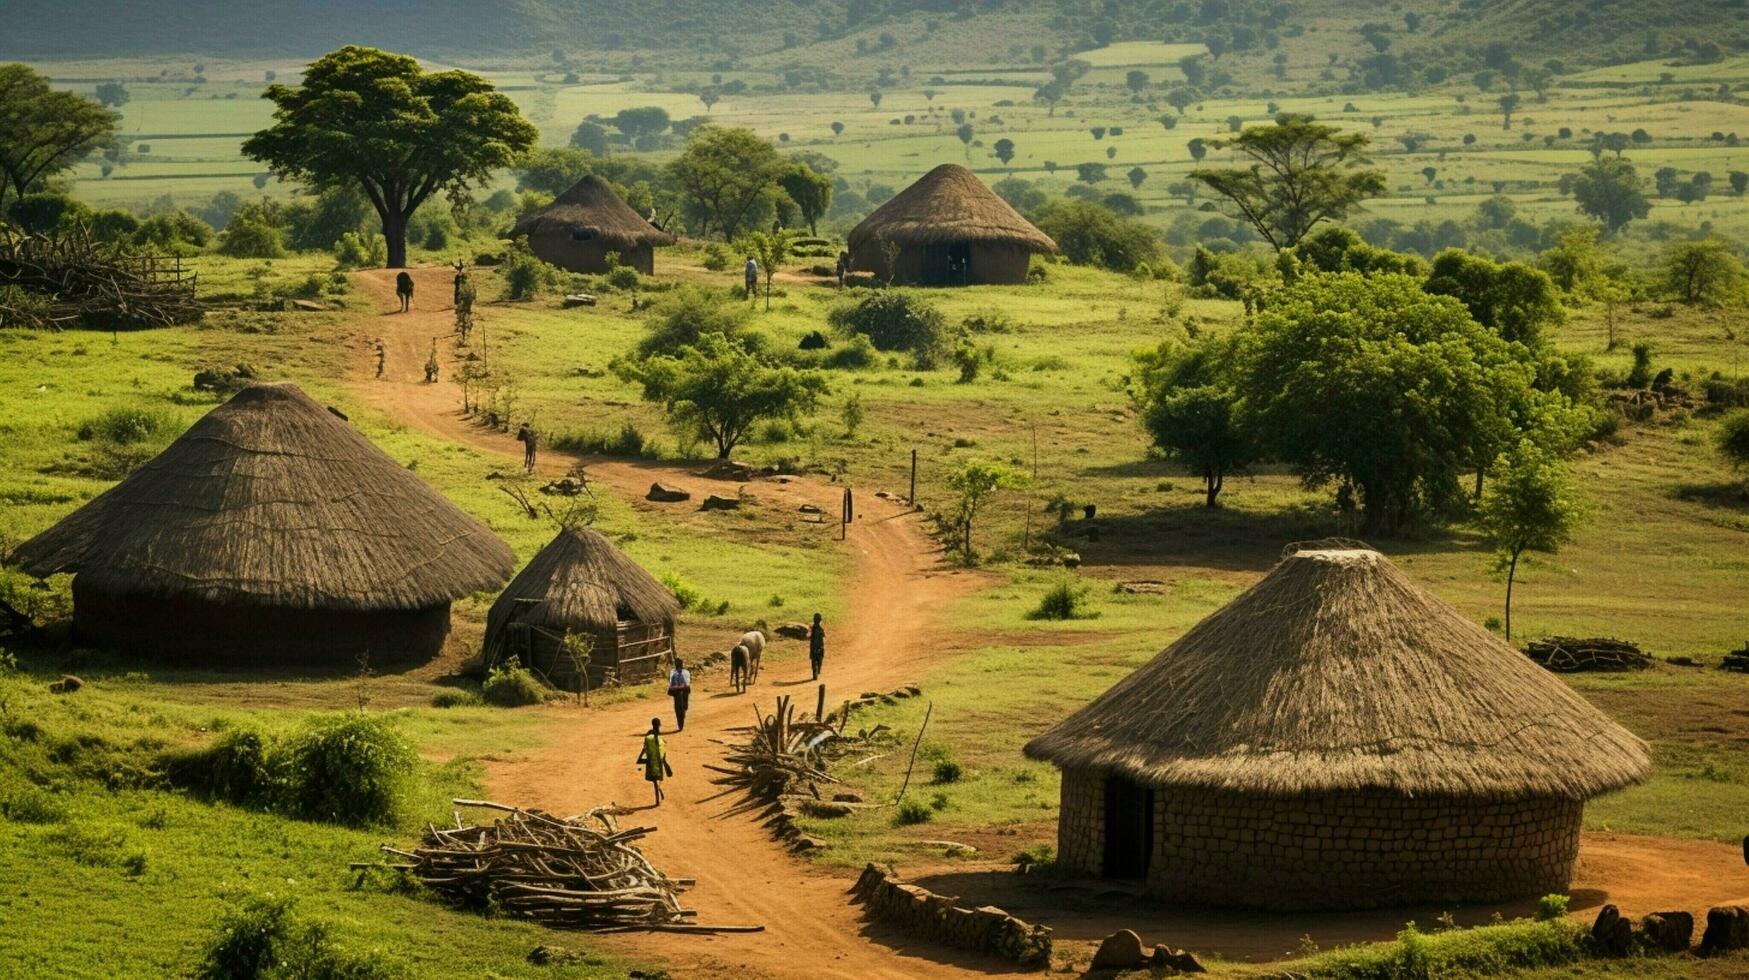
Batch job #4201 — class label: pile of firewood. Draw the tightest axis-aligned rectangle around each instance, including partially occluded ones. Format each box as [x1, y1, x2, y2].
[1721, 643, 1749, 674]
[1525, 636, 1652, 673]
[361, 800, 758, 933]
[707, 694, 846, 803]
[0, 225, 202, 330]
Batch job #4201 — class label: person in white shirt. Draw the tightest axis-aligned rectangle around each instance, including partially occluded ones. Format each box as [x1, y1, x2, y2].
[667, 658, 692, 731]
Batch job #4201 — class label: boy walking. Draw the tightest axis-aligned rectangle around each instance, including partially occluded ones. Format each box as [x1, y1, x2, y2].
[808, 612, 826, 680]
[636, 718, 674, 806]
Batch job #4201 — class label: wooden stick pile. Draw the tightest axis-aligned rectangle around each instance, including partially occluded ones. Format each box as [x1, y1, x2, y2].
[0, 225, 202, 331]
[366, 799, 757, 933]
[707, 694, 845, 803]
[1524, 636, 1651, 673]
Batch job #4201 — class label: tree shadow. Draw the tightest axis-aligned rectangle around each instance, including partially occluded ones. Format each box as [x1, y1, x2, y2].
[1672, 480, 1749, 512]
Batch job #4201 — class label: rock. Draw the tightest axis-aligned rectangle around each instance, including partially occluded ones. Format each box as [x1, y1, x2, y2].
[290, 299, 327, 312]
[791, 835, 827, 852]
[803, 800, 855, 818]
[1641, 911, 1694, 954]
[1091, 929, 1149, 970]
[539, 477, 586, 496]
[1592, 904, 1634, 957]
[1150, 945, 1207, 973]
[48, 675, 82, 695]
[701, 493, 741, 511]
[700, 459, 754, 481]
[799, 503, 824, 514]
[646, 482, 689, 502]
[526, 944, 581, 966]
[1701, 905, 1749, 956]
[561, 293, 597, 307]
[775, 622, 809, 640]
[833, 792, 864, 803]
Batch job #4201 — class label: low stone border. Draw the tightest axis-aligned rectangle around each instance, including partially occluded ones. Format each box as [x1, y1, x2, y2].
[850, 863, 1052, 969]
[1592, 903, 1749, 957]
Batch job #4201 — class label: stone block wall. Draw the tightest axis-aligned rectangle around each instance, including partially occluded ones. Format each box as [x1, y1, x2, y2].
[1052, 768, 1584, 910]
[1056, 768, 1105, 874]
[850, 864, 1052, 968]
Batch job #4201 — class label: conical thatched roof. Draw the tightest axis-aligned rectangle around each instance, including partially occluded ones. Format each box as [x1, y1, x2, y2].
[484, 527, 680, 647]
[848, 164, 1056, 252]
[510, 175, 676, 249]
[1024, 548, 1651, 800]
[11, 383, 514, 610]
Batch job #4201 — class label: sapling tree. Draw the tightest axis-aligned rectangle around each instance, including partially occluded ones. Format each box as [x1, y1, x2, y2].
[945, 461, 1028, 563]
[1477, 440, 1585, 641]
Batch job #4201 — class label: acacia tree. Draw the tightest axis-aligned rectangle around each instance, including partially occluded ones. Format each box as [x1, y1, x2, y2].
[669, 125, 784, 240]
[243, 47, 537, 268]
[776, 164, 831, 236]
[1662, 238, 1746, 305]
[616, 332, 827, 459]
[1571, 157, 1649, 233]
[1190, 114, 1386, 251]
[1478, 440, 1584, 641]
[0, 64, 118, 209]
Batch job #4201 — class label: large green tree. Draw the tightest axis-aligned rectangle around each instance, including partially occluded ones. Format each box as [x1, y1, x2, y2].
[1190, 114, 1386, 251]
[0, 64, 118, 209]
[1425, 249, 1565, 349]
[1662, 238, 1745, 305]
[776, 163, 831, 236]
[1478, 439, 1585, 641]
[1234, 272, 1548, 534]
[616, 332, 827, 459]
[1133, 335, 1257, 507]
[669, 126, 784, 241]
[243, 46, 537, 268]
[1571, 157, 1650, 233]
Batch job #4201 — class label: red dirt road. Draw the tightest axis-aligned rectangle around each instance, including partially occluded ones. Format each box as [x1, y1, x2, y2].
[345, 267, 1749, 976]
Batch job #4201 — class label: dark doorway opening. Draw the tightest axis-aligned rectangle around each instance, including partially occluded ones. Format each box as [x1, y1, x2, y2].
[919, 241, 973, 285]
[1102, 775, 1153, 879]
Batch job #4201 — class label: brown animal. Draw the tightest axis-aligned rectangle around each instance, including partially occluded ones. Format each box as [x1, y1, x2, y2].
[48, 674, 82, 694]
[737, 630, 765, 681]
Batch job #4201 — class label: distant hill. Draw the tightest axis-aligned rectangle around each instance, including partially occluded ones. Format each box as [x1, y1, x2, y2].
[6, 0, 1747, 82]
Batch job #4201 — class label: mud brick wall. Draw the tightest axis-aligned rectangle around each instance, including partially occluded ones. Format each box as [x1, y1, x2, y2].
[1054, 770, 1584, 910]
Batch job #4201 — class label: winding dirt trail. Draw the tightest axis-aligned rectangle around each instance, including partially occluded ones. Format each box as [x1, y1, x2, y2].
[345, 268, 1006, 978]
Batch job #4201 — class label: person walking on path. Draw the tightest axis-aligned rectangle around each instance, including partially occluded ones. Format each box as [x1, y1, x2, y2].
[835, 250, 850, 287]
[516, 422, 538, 473]
[667, 658, 692, 731]
[395, 270, 415, 313]
[636, 718, 674, 807]
[808, 612, 826, 680]
[743, 256, 759, 302]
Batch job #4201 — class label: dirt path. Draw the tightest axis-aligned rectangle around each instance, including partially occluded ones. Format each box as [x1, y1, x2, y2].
[346, 268, 1004, 979]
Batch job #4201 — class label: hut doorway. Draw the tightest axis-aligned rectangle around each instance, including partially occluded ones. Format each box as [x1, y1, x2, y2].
[1102, 775, 1153, 879]
[919, 241, 972, 285]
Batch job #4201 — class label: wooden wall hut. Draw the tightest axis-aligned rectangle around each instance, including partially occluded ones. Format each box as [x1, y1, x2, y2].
[847, 164, 1055, 285]
[510, 175, 675, 274]
[9, 383, 515, 661]
[1024, 546, 1651, 911]
[482, 527, 681, 688]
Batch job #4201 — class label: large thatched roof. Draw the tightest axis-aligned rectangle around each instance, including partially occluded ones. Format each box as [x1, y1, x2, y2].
[848, 164, 1056, 252]
[11, 383, 515, 610]
[510, 175, 676, 249]
[484, 527, 680, 646]
[1024, 548, 1651, 800]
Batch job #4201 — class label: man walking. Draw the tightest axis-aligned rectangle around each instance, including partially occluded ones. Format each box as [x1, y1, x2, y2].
[667, 657, 692, 731]
[516, 422, 538, 473]
[636, 718, 674, 807]
[395, 270, 415, 313]
[743, 255, 759, 303]
[808, 612, 826, 680]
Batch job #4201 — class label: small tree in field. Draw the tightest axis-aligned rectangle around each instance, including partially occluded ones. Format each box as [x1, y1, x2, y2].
[945, 461, 1028, 564]
[736, 229, 793, 310]
[993, 138, 1016, 167]
[616, 332, 827, 459]
[1191, 114, 1386, 251]
[1478, 440, 1585, 642]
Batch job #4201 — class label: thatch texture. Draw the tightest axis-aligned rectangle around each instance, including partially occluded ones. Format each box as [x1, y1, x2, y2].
[1024, 548, 1650, 800]
[11, 382, 515, 610]
[510, 175, 676, 249]
[484, 526, 679, 649]
[847, 164, 1056, 252]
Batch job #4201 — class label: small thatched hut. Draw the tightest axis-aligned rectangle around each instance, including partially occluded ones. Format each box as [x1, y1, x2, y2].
[847, 164, 1055, 285]
[510, 175, 675, 274]
[483, 527, 680, 688]
[10, 383, 514, 661]
[1024, 546, 1650, 910]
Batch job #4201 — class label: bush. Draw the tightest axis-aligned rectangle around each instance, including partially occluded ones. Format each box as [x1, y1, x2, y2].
[332, 231, 387, 269]
[76, 407, 175, 446]
[1026, 580, 1099, 621]
[219, 217, 286, 259]
[163, 728, 275, 806]
[274, 714, 414, 827]
[828, 292, 946, 355]
[0, 781, 67, 824]
[196, 895, 402, 980]
[893, 799, 933, 825]
[823, 333, 878, 370]
[605, 264, 641, 291]
[430, 688, 483, 709]
[1292, 917, 1586, 979]
[1535, 893, 1569, 921]
[931, 760, 963, 784]
[1033, 200, 1163, 273]
[501, 243, 565, 300]
[700, 243, 729, 271]
[1717, 409, 1749, 472]
[550, 421, 651, 458]
[481, 656, 550, 707]
[638, 286, 752, 357]
[961, 310, 1015, 333]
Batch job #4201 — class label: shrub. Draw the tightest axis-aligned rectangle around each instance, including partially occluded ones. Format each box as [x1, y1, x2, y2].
[1717, 409, 1749, 473]
[828, 292, 946, 354]
[550, 421, 651, 458]
[332, 231, 387, 269]
[1033, 200, 1163, 273]
[430, 688, 483, 708]
[501, 243, 565, 300]
[163, 727, 275, 806]
[76, 407, 175, 446]
[823, 333, 878, 369]
[605, 264, 641, 292]
[1535, 893, 1569, 921]
[273, 714, 414, 827]
[1291, 917, 1586, 978]
[481, 656, 550, 707]
[196, 895, 402, 980]
[638, 286, 751, 357]
[1026, 580, 1098, 621]
[931, 760, 963, 784]
[0, 781, 66, 824]
[661, 573, 703, 610]
[961, 309, 1015, 333]
[893, 799, 933, 825]
[219, 217, 286, 259]
[1012, 844, 1053, 867]
[700, 243, 729, 271]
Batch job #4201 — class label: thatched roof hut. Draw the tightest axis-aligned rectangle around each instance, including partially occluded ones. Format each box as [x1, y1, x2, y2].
[483, 526, 680, 687]
[1025, 546, 1650, 909]
[511, 175, 675, 274]
[11, 382, 514, 660]
[847, 164, 1055, 285]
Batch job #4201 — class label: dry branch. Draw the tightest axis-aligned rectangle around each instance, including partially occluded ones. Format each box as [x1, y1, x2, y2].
[0, 225, 202, 331]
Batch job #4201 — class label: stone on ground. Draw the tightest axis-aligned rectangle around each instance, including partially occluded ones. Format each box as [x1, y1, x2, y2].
[1091, 929, 1148, 970]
